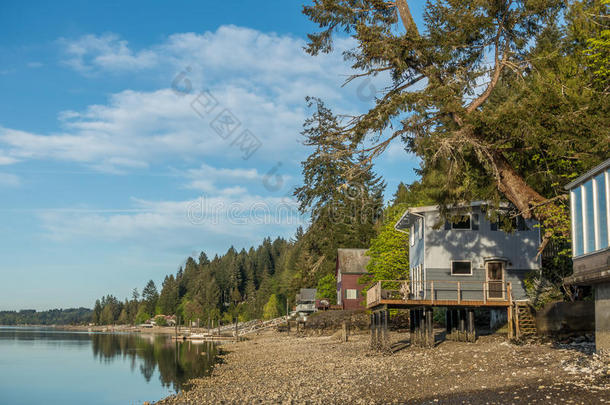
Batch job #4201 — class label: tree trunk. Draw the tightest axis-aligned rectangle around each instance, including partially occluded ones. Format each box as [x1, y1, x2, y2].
[492, 151, 547, 219]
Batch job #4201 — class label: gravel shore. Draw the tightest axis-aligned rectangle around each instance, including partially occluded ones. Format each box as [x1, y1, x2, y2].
[157, 330, 609, 404]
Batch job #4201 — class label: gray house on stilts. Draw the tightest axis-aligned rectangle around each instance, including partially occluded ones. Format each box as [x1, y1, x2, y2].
[395, 202, 541, 303]
[366, 201, 541, 349]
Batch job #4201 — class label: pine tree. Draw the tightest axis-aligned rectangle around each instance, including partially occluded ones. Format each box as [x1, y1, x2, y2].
[262, 294, 281, 320]
[302, 0, 608, 250]
[142, 280, 159, 315]
[158, 275, 178, 315]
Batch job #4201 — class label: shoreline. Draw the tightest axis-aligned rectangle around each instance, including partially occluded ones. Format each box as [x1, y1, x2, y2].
[1, 324, 188, 335]
[156, 330, 609, 404]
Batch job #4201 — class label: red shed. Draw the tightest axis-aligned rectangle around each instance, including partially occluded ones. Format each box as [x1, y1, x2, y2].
[336, 248, 370, 310]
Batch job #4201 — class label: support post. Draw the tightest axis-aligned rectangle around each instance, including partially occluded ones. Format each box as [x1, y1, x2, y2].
[515, 304, 521, 339]
[377, 310, 383, 350]
[417, 308, 425, 346]
[451, 308, 460, 340]
[446, 308, 452, 337]
[459, 309, 466, 342]
[383, 310, 389, 349]
[341, 321, 349, 342]
[409, 309, 415, 335]
[426, 307, 434, 348]
[370, 312, 375, 349]
[412, 309, 419, 346]
[457, 282, 461, 304]
[507, 305, 513, 340]
[467, 308, 475, 342]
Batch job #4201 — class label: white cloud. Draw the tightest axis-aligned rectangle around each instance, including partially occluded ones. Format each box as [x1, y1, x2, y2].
[0, 152, 19, 165]
[0, 173, 20, 187]
[1, 26, 370, 173]
[27, 62, 43, 68]
[184, 163, 262, 193]
[60, 33, 158, 73]
[38, 193, 304, 245]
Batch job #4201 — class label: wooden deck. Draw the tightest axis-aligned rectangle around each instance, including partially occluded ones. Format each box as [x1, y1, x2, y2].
[366, 280, 513, 309]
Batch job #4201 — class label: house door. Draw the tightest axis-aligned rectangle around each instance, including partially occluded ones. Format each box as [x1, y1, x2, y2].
[486, 262, 504, 299]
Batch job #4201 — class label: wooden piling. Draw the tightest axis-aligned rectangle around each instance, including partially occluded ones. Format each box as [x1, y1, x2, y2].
[459, 309, 466, 342]
[507, 305, 513, 339]
[382, 310, 389, 349]
[467, 308, 475, 342]
[425, 307, 434, 348]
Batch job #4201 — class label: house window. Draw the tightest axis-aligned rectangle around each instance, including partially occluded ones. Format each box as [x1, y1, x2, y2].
[418, 217, 423, 238]
[492, 215, 529, 232]
[451, 215, 471, 230]
[451, 261, 472, 276]
[584, 180, 596, 254]
[409, 224, 415, 246]
[594, 172, 608, 249]
[572, 187, 584, 256]
[345, 289, 358, 299]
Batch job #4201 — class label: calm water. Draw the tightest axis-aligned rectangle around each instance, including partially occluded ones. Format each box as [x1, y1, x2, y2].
[0, 327, 218, 405]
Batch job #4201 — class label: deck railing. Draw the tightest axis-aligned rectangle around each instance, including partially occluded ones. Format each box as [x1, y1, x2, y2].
[366, 279, 512, 308]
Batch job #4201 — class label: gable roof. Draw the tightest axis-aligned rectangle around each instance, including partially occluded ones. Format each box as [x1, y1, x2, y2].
[337, 248, 370, 274]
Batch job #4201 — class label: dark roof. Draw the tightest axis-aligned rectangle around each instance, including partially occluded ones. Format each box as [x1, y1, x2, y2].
[565, 158, 610, 190]
[337, 249, 370, 274]
[296, 288, 316, 302]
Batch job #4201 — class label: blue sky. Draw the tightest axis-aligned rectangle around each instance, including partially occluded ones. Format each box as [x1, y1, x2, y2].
[0, 1, 423, 310]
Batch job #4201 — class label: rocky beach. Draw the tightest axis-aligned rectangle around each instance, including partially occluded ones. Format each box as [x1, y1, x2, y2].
[156, 330, 609, 404]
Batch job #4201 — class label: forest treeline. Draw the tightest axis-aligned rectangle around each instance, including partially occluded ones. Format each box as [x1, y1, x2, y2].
[91, 146, 390, 326]
[0, 308, 92, 325]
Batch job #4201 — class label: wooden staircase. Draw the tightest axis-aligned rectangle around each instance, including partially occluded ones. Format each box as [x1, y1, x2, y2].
[515, 303, 537, 337]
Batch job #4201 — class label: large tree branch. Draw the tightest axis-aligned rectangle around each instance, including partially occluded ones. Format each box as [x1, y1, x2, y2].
[396, 0, 419, 36]
[465, 29, 508, 113]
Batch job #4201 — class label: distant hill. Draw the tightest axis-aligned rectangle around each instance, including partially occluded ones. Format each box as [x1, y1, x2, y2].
[0, 308, 92, 325]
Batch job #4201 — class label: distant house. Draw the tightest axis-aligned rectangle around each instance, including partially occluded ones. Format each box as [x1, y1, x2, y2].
[395, 202, 541, 302]
[336, 248, 370, 310]
[564, 159, 610, 353]
[148, 314, 176, 326]
[295, 288, 317, 315]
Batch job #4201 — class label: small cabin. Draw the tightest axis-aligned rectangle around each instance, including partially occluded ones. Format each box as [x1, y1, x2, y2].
[564, 158, 610, 353]
[395, 202, 541, 302]
[336, 248, 370, 310]
[295, 288, 317, 314]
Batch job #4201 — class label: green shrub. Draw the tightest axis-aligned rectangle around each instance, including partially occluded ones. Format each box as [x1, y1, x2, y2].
[154, 315, 167, 326]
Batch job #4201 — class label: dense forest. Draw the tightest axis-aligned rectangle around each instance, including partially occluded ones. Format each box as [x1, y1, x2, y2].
[0, 308, 92, 325]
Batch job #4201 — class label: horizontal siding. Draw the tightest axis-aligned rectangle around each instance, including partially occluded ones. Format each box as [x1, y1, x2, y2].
[422, 208, 541, 271]
[505, 269, 528, 301]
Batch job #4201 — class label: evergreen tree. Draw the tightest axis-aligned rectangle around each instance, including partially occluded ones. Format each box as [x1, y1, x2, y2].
[158, 275, 178, 315]
[302, 0, 608, 251]
[142, 280, 159, 315]
[92, 299, 102, 324]
[262, 294, 281, 320]
[294, 98, 386, 287]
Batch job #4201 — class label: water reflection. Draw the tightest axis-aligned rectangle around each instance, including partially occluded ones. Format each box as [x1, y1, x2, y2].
[91, 333, 218, 392]
[0, 327, 218, 393]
